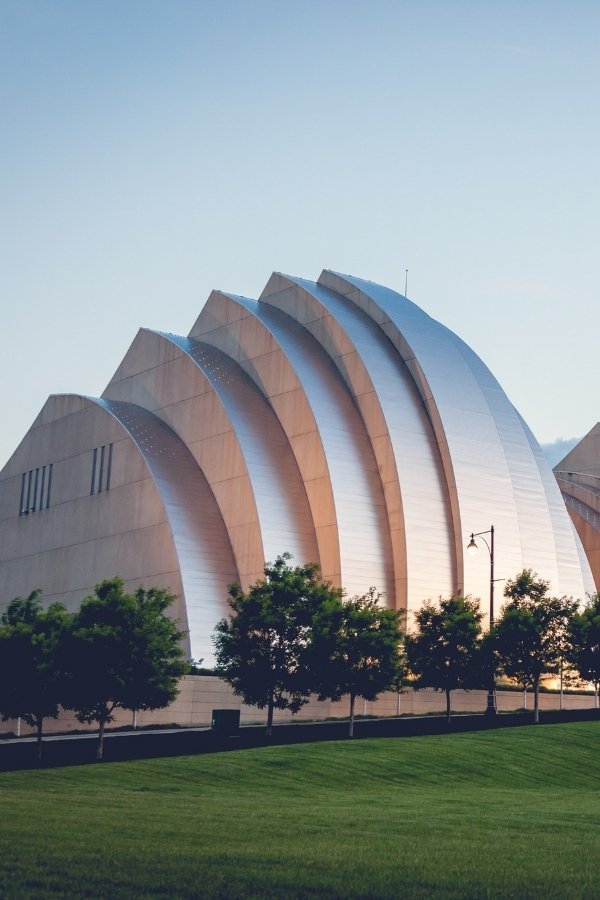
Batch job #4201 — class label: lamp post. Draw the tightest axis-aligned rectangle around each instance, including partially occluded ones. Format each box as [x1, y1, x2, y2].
[467, 525, 497, 716]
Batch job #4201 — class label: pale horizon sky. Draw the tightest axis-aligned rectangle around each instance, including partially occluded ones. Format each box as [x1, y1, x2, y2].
[1, 1, 598, 471]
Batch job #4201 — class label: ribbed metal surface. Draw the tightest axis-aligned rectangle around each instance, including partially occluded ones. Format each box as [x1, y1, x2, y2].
[0, 265, 593, 660]
[190, 289, 344, 590]
[93, 398, 238, 662]
[229, 295, 394, 602]
[260, 274, 455, 614]
[157, 333, 319, 572]
[318, 270, 592, 606]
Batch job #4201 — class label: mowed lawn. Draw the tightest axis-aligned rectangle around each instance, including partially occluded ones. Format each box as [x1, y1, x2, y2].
[1, 723, 600, 899]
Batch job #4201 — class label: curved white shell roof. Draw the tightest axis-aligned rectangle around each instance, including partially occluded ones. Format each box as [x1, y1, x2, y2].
[0, 269, 593, 660]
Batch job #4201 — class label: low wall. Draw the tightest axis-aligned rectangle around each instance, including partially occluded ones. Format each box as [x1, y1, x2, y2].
[1, 676, 597, 737]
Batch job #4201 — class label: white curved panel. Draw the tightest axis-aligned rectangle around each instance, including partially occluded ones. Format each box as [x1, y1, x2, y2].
[1, 263, 594, 667]
[193, 293, 394, 603]
[191, 290, 342, 587]
[260, 274, 455, 614]
[157, 334, 319, 571]
[320, 270, 589, 604]
[519, 414, 594, 594]
[92, 398, 238, 663]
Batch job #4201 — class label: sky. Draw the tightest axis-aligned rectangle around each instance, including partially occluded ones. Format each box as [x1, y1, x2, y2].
[1, 0, 598, 471]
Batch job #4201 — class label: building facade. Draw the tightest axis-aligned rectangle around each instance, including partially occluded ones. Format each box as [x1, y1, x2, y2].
[554, 424, 600, 591]
[0, 270, 593, 663]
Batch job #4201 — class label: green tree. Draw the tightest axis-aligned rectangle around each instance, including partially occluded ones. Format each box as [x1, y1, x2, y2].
[566, 592, 600, 708]
[311, 588, 404, 737]
[62, 578, 188, 759]
[389, 646, 410, 716]
[0, 590, 71, 762]
[405, 595, 483, 723]
[213, 554, 343, 735]
[493, 569, 577, 723]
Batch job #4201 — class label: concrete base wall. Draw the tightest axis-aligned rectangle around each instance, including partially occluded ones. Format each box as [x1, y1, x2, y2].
[1, 675, 597, 737]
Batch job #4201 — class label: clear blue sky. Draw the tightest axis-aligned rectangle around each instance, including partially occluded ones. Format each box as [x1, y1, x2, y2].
[1, 0, 598, 470]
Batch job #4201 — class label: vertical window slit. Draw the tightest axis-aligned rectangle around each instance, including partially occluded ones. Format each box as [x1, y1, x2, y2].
[106, 443, 113, 491]
[25, 470, 32, 514]
[32, 468, 39, 512]
[91, 448, 98, 495]
[39, 466, 46, 511]
[98, 445, 105, 494]
[19, 473, 26, 516]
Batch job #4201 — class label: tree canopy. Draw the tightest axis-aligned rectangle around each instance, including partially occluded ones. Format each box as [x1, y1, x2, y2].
[493, 569, 577, 723]
[213, 554, 344, 734]
[405, 595, 483, 722]
[0, 590, 71, 761]
[566, 592, 600, 706]
[61, 578, 188, 758]
[310, 588, 404, 736]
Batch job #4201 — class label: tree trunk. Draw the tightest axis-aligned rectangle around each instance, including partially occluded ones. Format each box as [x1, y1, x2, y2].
[559, 661, 563, 711]
[595, 686, 599, 710]
[396, 691, 401, 716]
[533, 682, 540, 724]
[445, 689, 451, 725]
[97, 719, 106, 760]
[36, 717, 43, 765]
[348, 693, 356, 738]
[266, 698, 274, 737]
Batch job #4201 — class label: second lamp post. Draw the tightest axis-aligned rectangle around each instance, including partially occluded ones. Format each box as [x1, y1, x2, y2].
[467, 525, 497, 716]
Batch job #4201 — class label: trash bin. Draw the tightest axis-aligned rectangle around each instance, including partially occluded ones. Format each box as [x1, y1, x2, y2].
[212, 709, 240, 736]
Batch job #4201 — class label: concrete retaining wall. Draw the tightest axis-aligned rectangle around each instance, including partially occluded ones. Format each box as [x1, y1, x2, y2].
[1, 676, 597, 737]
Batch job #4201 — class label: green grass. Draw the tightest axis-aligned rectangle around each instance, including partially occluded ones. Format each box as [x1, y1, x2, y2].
[1, 723, 600, 898]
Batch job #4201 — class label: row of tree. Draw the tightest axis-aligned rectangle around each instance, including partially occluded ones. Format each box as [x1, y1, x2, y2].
[3, 557, 600, 756]
[0, 578, 187, 761]
[213, 555, 402, 737]
[213, 556, 600, 730]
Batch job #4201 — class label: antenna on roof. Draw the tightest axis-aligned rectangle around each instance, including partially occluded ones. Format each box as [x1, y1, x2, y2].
[404, 269, 408, 298]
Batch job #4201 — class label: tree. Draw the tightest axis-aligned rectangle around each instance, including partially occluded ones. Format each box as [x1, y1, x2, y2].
[493, 569, 577, 723]
[62, 578, 188, 759]
[389, 648, 410, 716]
[566, 592, 600, 708]
[310, 588, 404, 737]
[405, 595, 483, 723]
[0, 591, 71, 762]
[213, 554, 343, 735]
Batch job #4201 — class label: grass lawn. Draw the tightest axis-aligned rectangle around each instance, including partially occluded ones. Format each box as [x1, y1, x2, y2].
[1, 722, 599, 898]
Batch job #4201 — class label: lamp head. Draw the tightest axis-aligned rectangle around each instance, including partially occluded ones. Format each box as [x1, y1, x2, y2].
[467, 534, 478, 554]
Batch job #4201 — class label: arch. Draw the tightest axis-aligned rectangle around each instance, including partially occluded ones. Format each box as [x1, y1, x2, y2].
[191, 291, 394, 603]
[91, 398, 238, 662]
[259, 272, 455, 615]
[320, 270, 590, 604]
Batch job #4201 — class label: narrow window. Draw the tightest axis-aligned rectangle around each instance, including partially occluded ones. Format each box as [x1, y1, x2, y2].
[25, 470, 32, 514]
[98, 445, 105, 494]
[45, 464, 53, 508]
[90, 448, 98, 495]
[19, 473, 26, 516]
[32, 468, 39, 512]
[106, 443, 113, 491]
[39, 466, 46, 510]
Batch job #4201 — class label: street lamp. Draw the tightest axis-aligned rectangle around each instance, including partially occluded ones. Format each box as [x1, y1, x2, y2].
[467, 525, 497, 716]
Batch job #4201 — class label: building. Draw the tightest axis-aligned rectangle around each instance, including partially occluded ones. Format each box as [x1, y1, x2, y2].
[554, 424, 600, 591]
[0, 270, 593, 665]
